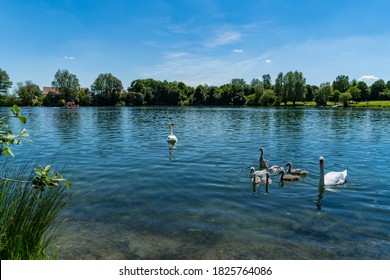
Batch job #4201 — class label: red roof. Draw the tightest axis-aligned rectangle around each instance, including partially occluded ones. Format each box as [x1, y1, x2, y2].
[42, 87, 59, 95]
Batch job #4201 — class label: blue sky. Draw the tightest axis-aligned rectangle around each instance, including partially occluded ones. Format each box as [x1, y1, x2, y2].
[1, 0, 390, 90]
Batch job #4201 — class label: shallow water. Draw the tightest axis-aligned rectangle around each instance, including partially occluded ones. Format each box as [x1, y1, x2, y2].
[3, 106, 390, 259]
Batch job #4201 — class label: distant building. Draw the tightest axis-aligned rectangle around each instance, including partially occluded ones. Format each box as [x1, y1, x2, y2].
[42, 87, 88, 95]
[42, 86, 59, 95]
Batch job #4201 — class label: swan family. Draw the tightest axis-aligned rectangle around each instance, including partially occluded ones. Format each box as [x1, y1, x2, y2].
[164, 126, 348, 188]
[250, 147, 348, 187]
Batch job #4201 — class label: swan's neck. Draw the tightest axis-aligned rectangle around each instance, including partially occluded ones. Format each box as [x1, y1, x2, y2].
[169, 126, 174, 135]
[287, 164, 291, 173]
[319, 164, 325, 186]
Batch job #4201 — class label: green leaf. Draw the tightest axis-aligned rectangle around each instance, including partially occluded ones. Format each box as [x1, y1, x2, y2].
[11, 105, 20, 115]
[18, 115, 27, 124]
[4, 146, 14, 157]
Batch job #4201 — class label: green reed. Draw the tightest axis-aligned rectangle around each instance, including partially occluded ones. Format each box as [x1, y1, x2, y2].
[0, 161, 71, 260]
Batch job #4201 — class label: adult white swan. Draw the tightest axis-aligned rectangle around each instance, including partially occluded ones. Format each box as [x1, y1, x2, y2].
[319, 156, 347, 186]
[167, 123, 178, 144]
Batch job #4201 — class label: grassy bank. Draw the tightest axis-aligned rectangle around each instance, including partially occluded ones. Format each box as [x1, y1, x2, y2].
[277, 100, 390, 108]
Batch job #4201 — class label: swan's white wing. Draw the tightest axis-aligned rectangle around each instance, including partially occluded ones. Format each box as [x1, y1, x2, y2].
[324, 170, 347, 186]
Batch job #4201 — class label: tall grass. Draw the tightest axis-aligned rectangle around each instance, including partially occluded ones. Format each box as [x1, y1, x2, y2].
[0, 159, 71, 259]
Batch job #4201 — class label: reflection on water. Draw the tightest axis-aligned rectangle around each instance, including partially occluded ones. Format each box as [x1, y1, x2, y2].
[316, 186, 325, 211]
[3, 106, 390, 259]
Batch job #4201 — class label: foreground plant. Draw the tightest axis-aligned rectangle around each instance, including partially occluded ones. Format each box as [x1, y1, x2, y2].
[0, 106, 72, 259]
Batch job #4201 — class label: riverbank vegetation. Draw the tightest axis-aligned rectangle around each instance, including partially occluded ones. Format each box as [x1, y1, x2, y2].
[0, 105, 72, 259]
[1, 68, 390, 108]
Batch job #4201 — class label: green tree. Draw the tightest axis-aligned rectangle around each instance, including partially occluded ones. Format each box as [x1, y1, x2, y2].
[91, 73, 123, 106]
[229, 79, 246, 105]
[206, 86, 221, 105]
[370, 79, 385, 100]
[274, 72, 285, 105]
[314, 82, 332, 106]
[305, 85, 315, 102]
[347, 85, 361, 101]
[193, 84, 207, 105]
[284, 71, 295, 104]
[292, 70, 306, 105]
[231, 78, 247, 88]
[262, 74, 272, 90]
[51, 69, 80, 102]
[249, 78, 264, 105]
[0, 68, 13, 101]
[332, 75, 350, 93]
[15, 81, 42, 106]
[357, 81, 370, 101]
[259, 89, 275, 106]
[43, 93, 62, 106]
[125, 91, 144, 105]
[339, 92, 352, 107]
[76, 88, 92, 106]
[330, 90, 341, 103]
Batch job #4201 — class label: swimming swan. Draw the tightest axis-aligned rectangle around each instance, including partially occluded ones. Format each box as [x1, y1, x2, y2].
[268, 165, 284, 173]
[285, 162, 308, 176]
[259, 147, 268, 169]
[167, 123, 178, 144]
[251, 175, 261, 185]
[319, 156, 347, 186]
[262, 172, 272, 185]
[279, 170, 300, 182]
[250, 167, 267, 177]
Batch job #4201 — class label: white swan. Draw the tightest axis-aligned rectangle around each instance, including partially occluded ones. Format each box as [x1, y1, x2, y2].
[259, 147, 268, 169]
[285, 162, 308, 176]
[319, 156, 347, 186]
[268, 165, 284, 173]
[167, 123, 178, 144]
[250, 167, 267, 177]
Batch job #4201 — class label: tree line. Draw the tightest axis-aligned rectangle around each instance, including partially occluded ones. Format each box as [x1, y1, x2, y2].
[1, 68, 390, 107]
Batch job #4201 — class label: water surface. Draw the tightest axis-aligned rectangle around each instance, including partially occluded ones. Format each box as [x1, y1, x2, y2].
[3, 106, 390, 259]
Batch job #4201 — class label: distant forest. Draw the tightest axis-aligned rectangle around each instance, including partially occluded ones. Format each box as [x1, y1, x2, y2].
[1, 68, 390, 107]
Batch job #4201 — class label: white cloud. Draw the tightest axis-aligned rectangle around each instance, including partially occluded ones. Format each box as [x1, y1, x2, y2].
[163, 52, 188, 59]
[139, 52, 264, 86]
[232, 49, 244, 53]
[205, 30, 241, 47]
[265, 59, 272, 63]
[64, 56, 75, 60]
[359, 75, 380, 82]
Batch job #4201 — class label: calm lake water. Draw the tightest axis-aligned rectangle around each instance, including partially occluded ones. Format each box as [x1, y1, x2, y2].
[3, 106, 390, 259]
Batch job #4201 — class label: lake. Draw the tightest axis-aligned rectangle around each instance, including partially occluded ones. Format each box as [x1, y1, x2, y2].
[2, 106, 390, 259]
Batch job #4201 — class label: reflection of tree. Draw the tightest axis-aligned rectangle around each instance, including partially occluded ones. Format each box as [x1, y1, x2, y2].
[316, 185, 325, 211]
[53, 109, 81, 144]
